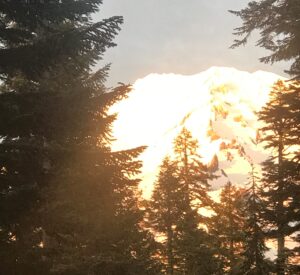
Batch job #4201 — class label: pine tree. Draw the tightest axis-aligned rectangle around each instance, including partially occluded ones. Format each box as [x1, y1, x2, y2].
[172, 128, 219, 275]
[280, 81, 300, 273]
[258, 80, 300, 275]
[240, 164, 271, 275]
[230, 0, 300, 79]
[173, 128, 214, 210]
[210, 181, 246, 274]
[0, 0, 121, 79]
[147, 157, 184, 275]
[0, 1, 158, 274]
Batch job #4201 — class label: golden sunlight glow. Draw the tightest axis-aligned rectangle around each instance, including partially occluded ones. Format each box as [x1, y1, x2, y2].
[110, 67, 282, 197]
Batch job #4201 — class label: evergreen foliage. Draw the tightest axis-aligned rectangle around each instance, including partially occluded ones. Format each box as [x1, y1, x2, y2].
[0, 1, 158, 274]
[210, 182, 246, 274]
[147, 157, 183, 275]
[1, 1, 300, 274]
[147, 129, 220, 274]
[173, 128, 214, 210]
[230, 0, 300, 79]
[258, 80, 300, 275]
[0, 0, 122, 80]
[240, 164, 271, 275]
[172, 128, 219, 275]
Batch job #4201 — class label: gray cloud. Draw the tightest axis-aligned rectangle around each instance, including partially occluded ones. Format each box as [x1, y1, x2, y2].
[95, 0, 289, 86]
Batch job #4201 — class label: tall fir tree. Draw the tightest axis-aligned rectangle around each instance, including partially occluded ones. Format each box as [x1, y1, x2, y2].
[147, 157, 184, 275]
[172, 128, 219, 275]
[258, 80, 300, 275]
[210, 181, 246, 274]
[173, 128, 214, 211]
[230, 2, 300, 266]
[240, 164, 271, 275]
[280, 81, 300, 274]
[0, 1, 158, 274]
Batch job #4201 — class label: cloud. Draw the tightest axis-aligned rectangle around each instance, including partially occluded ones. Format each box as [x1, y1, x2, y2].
[97, 0, 289, 86]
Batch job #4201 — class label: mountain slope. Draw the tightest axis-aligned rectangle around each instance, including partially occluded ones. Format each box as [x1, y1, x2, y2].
[110, 67, 283, 197]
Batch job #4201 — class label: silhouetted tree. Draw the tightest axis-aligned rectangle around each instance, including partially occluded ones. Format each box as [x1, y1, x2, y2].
[147, 157, 183, 275]
[0, 1, 158, 274]
[240, 164, 271, 275]
[258, 80, 300, 275]
[173, 128, 214, 212]
[210, 182, 246, 274]
[230, 0, 300, 79]
[173, 128, 219, 275]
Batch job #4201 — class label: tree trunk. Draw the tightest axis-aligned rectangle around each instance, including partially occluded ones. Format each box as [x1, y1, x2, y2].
[277, 127, 285, 275]
[277, 230, 285, 275]
[167, 227, 174, 275]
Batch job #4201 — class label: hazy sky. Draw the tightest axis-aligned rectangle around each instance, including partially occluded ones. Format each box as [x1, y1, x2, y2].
[95, 0, 289, 86]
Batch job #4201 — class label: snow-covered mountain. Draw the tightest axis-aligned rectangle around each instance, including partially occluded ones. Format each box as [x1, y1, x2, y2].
[110, 67, 283, 197]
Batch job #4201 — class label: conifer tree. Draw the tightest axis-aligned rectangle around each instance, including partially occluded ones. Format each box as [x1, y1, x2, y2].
[210, 181, 246, 274]
[147, 157, 183, 275]
[258, 80, 300, 275]
[240, 164, 271, 275]
[230, 0, 300, 79]
[0, 1, 158, 274]
[173, 128, 214, 210]
[172, 128, 219, 275]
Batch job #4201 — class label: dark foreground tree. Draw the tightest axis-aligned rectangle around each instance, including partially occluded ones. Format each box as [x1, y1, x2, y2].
[147, 157, 183, 275]
[230, 0, 300, 79]
[258, 80, 300, 275]
[210, 181, 246, 274]
[0, 1, 158, 274]
[240, 164, 271, 275]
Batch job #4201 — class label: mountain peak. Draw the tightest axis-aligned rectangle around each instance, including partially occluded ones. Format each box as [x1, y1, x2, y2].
[110, 67, 282, 197]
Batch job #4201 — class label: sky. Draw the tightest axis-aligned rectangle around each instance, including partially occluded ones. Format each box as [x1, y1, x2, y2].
[95, 0, 289, 86]
[98, 2, 291, 255]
